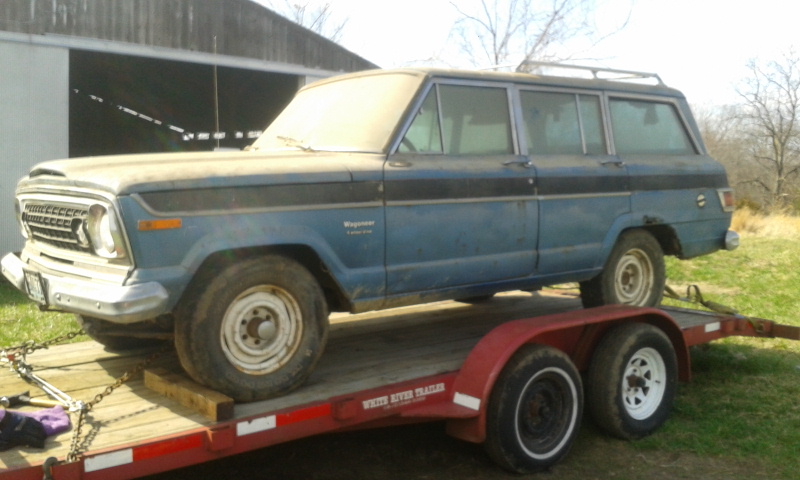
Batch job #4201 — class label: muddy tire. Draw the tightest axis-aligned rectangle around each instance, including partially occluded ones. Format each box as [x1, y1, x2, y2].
[580, 230, 665, 307]
[586, 323, 677, 439]
[485, 344, 583, 474]
[174, 255, 329, 402]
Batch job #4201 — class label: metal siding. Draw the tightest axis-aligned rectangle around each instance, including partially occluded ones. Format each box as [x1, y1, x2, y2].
[0, 0, 376, 72]
[0, 43, 69, 254]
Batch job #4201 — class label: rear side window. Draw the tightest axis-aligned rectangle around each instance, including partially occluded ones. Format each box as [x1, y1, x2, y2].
[400, 84, 514, 155]
[609, 99, 696, 155]
[520, 91, 607, 155]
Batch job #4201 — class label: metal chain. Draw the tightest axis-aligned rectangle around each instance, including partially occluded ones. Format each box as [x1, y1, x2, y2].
[65, 345, 168, 463]
[2, 329, 169, 464]
[1, 329, 86, 358]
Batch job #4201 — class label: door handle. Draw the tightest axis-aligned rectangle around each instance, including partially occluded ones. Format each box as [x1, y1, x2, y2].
[388, 160, 412, 168]
[601, 159, 626, 168]
[503, 158, 533, 168]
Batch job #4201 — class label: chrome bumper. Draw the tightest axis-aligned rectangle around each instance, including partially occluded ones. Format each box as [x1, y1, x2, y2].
[725, 230, 740, 251]
[1, 252, 169, 324]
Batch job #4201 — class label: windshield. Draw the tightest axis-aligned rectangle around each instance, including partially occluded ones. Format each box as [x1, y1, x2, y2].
[252, 71, 425, 154]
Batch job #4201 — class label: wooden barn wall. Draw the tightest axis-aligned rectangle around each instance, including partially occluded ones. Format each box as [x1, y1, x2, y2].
[0, 0, 376, 71]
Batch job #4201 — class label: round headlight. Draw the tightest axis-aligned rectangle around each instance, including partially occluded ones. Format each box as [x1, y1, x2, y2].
[87, 204, 125, 259]
[15, 200, 29, 239]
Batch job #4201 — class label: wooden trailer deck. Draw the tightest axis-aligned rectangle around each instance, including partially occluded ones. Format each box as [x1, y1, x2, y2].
[1, 291, 778, 476]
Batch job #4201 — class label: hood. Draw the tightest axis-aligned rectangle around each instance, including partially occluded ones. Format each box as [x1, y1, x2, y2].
[19, 150, 385, 195]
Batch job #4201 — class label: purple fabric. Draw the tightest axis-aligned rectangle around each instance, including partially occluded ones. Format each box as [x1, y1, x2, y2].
[0, 406, 71, 436]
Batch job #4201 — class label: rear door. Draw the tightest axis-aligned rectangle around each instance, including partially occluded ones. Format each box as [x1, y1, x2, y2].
[384, 81, 538, 295]
[518, 89, 631, 277]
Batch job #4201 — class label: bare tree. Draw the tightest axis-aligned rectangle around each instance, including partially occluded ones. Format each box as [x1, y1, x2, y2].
[736, 49, 800, 209]
[264, 1, 348, 42]
[694, 105, 763, 207]
[450, 0, 629, 71]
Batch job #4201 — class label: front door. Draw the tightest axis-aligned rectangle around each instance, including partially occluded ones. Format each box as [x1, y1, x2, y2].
[384, 82, 537, 295]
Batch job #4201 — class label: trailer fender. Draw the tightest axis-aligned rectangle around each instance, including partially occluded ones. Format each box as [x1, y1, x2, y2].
[445, 304, 689, 444]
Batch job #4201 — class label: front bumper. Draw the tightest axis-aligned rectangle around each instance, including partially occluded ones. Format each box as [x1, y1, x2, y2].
[1, 252, 169, 324]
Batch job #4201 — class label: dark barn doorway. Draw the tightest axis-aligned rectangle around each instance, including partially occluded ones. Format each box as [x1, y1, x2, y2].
[69, 50, 299, 156]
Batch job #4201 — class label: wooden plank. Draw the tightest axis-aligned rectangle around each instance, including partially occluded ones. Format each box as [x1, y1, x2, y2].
[144, 368, 234, 422]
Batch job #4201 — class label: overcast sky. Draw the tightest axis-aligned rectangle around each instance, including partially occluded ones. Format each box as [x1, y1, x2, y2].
[258, 0, 798, 107]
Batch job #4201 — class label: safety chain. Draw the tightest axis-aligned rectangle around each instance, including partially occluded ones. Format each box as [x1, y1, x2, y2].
[66, 346, 167, 463]
[2, 330, 169, 465]
[1, 329, 86, 358]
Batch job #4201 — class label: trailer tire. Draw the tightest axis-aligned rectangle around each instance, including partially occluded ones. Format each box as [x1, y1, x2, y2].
[485, 344, 583, 474]
[586, 323, 677, 439]
[580, 230, 665, 307]
[174, 255, 329, 402]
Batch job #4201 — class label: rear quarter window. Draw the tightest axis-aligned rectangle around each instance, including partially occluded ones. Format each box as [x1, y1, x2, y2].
[609, 98, 696, 155]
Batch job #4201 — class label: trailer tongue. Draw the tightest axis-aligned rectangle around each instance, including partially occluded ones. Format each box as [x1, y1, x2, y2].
[1, 291, 798, 479]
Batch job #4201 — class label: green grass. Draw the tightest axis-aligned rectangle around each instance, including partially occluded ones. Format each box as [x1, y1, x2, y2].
[638, 235, 800, 479]
[0, 280, 80, 348]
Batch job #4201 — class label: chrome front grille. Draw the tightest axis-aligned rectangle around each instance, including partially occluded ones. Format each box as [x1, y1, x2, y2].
[23, 203, 92, 253]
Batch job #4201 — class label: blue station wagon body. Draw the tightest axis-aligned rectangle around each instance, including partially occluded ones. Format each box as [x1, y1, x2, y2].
[2, 66, 738, 400]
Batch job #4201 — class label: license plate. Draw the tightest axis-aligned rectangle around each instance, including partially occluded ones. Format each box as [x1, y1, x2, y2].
[23, 270, 47, 305]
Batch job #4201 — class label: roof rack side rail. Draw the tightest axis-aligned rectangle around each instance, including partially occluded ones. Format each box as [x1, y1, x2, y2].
[521, 61, 665, 86]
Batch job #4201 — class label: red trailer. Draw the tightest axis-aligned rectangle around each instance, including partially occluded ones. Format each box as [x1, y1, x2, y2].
[1, 291, 798, 479]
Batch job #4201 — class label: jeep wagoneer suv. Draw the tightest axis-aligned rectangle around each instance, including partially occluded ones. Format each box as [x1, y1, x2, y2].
[2, 65, 738, 400]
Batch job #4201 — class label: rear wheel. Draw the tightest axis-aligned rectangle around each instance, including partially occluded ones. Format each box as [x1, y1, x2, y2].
[580, 230, 665, 307]
[586, 323, 677, 439]
[485, 345, 583, 474]
[174, 255, 329, 401]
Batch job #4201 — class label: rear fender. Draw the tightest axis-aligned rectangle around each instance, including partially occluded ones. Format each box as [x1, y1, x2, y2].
[445, 304, 689, 443]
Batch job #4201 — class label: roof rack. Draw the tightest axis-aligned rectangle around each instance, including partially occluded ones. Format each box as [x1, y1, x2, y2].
[521, 61, 665, 86]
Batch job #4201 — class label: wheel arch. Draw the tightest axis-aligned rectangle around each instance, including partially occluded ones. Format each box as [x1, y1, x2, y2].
[640, 224, 682, 257]
[179, 245, 350, 314]
[603, 224, 682, 264]
[445, 305, 689, 443]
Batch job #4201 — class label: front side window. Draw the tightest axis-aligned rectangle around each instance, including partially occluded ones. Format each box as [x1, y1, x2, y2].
[399, 88, 443, 154]
[401, 83, 514, 155]
[609, 99, 696, 155]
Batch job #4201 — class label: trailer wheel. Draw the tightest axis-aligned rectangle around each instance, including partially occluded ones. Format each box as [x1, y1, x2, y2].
[485, 344, 583, 474]
[587, 323, 677, 439]
[580, 230, 665, 307]
[174, 255, 329, 402]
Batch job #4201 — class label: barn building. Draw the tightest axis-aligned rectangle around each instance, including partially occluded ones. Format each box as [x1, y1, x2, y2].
[0, 0, 377, 254]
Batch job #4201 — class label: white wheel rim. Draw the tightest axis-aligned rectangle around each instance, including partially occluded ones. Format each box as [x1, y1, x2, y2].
[220, 286, 303, 375]
[621, 347, 667, 420]
[614, 248, 654, 305]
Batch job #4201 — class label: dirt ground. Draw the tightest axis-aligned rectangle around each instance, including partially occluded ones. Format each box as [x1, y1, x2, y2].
[145, 419, 774, 480]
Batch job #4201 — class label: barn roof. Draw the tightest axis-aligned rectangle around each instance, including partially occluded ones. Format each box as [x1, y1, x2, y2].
[0, 0, 377, 73]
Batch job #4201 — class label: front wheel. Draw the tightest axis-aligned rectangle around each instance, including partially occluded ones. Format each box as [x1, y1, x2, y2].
[580, 230, 665, 308]
[174, 255, 329, 402]
[586, 323, 678, 439]
[485, 345, 583, 474]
